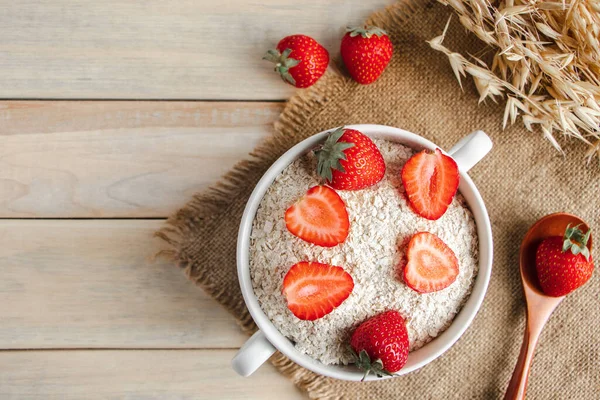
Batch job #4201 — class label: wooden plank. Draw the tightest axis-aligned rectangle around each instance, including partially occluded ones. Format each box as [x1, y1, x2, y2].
[0, 350, 306, 400]
[0, 0, 394, 100]
[0, 101, 280, 217]
[0, 219, 249, 349]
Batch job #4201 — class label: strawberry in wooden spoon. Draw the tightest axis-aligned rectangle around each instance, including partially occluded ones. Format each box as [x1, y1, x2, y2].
[404, 232, 459, 293]
[283, 261, 354, 320]
[316, 127, 386, 190]
[401, 148, 459, 220]
[536, 224, 594, 297]
[285, 185, 349, 247]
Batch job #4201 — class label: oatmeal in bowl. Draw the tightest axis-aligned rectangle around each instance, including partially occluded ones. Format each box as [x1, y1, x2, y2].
[233, 125, 493, 381]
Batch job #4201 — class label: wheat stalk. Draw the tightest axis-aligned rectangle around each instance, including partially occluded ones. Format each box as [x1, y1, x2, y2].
[430, 0, 600, 163]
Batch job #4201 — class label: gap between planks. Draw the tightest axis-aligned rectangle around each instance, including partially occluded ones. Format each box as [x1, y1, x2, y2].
[0, 98, 287, 103]
[0, 217, 168, 220]
[0, 0, 393, 99]
[0, 219, 249, 349]
[0, 349, 306, 400]
[0, 100, 282, 218]
[0, 348, 242, 352]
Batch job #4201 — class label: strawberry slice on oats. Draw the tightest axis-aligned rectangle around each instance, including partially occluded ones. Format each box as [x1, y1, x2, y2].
[283, 261, 354, 321]
[285, 185, 350, 247]
[401, 148, 459, 220]
[404, 232, 459, 293]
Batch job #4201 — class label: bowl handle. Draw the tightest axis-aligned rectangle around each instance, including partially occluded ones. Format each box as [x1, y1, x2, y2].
[231, 330, 277, 377]
[448, 130, 493, 173]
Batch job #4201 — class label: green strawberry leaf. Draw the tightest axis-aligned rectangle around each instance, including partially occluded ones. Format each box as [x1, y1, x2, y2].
[350, 348, 396, 381]
[263, 47, 300, 86]
[315, 127, 355, 183]
[562, 223, 592, 261]
[346, 25, 388, 38]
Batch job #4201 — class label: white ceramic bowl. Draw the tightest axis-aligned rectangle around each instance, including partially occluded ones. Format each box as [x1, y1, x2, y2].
[232, 124, 493, 381]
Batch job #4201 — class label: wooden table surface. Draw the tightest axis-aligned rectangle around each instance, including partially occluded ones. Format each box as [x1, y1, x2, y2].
[0, 0, 395, 398]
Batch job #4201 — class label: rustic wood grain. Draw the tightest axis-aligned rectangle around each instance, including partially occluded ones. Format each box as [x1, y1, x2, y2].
[0, 101, 281, 217]
[0, 2, 400, 397]
[0, 0, 393, 100]
[0, 350, 305, 400]
[0, 219, 249, 349]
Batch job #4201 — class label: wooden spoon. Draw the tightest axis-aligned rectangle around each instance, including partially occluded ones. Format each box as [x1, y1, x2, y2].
[504, 213, 592, 400]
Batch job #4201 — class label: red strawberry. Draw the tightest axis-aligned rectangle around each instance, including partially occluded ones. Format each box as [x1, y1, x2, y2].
[316, 127, 386, 190]
[350, 310, 409, 379]
[282, 261, 354, 320]
[263, 35, 329, 88]
[285, 185, 349, 247]
[404, 232, 459, 293]
[536, 224, 594, 297]
[401, 148, 459, 220]
[340, 26, 393, 85]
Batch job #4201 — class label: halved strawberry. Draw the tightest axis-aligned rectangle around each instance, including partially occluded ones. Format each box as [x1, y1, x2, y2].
[401, 148, 459, 220]
[404, 232, 459, 293]
[283, 261, 354, 320]
[285, 185, 350, 247]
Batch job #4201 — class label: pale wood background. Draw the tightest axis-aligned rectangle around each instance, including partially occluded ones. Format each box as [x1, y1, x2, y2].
[0, 0, 396, 398]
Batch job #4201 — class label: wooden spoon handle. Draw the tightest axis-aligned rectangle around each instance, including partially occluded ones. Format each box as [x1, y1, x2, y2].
[504, 322, 540, 400]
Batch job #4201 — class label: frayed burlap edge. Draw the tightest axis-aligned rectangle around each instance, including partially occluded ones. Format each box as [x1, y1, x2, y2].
[156, 1, 423, 399]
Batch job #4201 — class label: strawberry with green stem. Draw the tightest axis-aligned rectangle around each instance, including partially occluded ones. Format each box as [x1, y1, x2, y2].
[263, 34, 329, 88]
[341, 26, 393, 84]
[349, 310, 409, 380]
[536, 224, 594, 297]
[316, 127, 386, 190]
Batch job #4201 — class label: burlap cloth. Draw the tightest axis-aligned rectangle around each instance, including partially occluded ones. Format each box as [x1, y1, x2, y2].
[157, 0, 600, 398]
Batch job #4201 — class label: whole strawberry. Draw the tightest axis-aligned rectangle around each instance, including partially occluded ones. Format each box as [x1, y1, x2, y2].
[341, 26, 393, 84]
[315, 127, 385, 190]
[350, 310, 409, 380]
[536, 224, 594, 297]
[263, 35, 329, 88]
